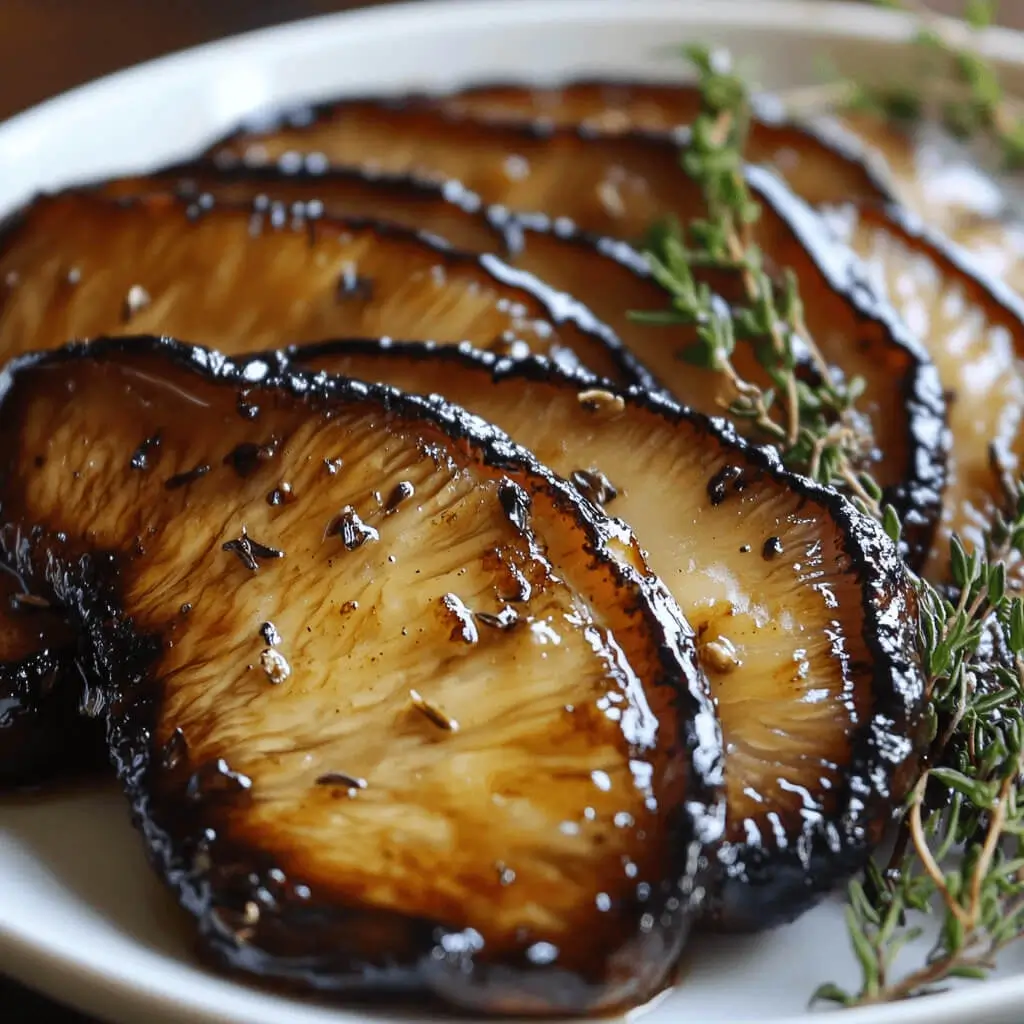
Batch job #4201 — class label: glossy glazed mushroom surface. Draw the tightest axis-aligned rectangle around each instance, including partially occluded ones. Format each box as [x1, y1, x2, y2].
[0, 337, 723, 1016]
[287, 339, 926, 930]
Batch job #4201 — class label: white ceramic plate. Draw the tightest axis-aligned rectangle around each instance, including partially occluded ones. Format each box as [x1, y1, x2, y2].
[2, 2, 1024, 1022]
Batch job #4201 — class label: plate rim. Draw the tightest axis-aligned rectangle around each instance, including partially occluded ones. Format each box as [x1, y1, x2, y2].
[1, 2, 1023, 1022]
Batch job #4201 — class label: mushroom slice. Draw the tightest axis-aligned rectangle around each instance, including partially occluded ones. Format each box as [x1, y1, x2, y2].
[835, 113, 1024, 300]
[284, 339, 925, 931]
[96, 161, 772, 430]
[207, 98, 947, 564]
[423, 81, 1016, 580]
[836, 113, 1010, 241]
[0, 571, 95, 787]
[0, 190, 649, 789]
[0, 337, 721, 1016]
[0, 191, 637, 384]
[823, 201, 1024, 583]
[408, 78, 896, 206]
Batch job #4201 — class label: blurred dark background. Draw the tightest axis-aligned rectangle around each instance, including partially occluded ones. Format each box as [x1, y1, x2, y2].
[0, 1, 390, 121]
[0, 0, 1020, 1020]
[1, 0, 1021, 122]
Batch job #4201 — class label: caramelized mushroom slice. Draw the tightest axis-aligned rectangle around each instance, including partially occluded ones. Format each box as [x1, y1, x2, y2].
[208, 98, 946, 563]
[412, 79, 895, 207]
[838, 114, 998, 230]
[0, 191, 637, 383]
[97, 163, 730, 407]
[823, 201, 1024, 583]
[837, 113, 1024, 295]
[0, 337, 721, 1016]
[0, 189, 643, 789]
[280, 339, 924, 931]
[427, 80, 1019, 580]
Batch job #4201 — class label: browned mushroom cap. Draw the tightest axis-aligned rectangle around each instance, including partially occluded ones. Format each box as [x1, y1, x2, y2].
[96, 164, 730, 407]
[435, 82, 1017, 586]
[0, 572, 95, 787]
[0, 337, 722, 1016]
[206, 97, 947, 564]
[481, 81, 1012, 286]
[0, 192, 637, 384]
[282, 339, 925, 931]
[837, 114, 991, 233]
[824, 201, 1024, 583]
[0, 189, 648, 790]
[834, 112, 1024, 294]
[408, 79, 896, 207]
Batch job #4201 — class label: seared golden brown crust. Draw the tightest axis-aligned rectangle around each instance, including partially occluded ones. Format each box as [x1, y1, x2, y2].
[382, 77, 897, 206]
[0, 187, 661, 789]
[0, 336, 723, 1015]
[824, 200, 1024, 584]
[284, 338, 926, 930]
[0, 191, 638, 385]
[206, 94, 947, 565]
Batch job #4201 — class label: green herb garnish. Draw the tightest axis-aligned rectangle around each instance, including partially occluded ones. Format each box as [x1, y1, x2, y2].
[855, 0, 1024, 170]
[631, 44, 887, 522]
[638, 28, 1024, 1007]
[815, 481, 1024, 1005]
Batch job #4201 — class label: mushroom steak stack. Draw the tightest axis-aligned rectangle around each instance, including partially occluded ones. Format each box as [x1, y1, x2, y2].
[0, 74, 941, 1017]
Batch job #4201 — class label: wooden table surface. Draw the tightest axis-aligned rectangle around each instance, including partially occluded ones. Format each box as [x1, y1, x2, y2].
[0, 0, 1020, 1020]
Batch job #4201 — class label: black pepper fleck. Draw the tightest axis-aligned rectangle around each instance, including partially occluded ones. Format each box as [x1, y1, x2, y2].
[186, 758, 253, 803]
[498, 480, 531, 533]
[267, 482, 296, 506]
[130, 432, 162, 471]
[237, 391, 260, 420]
[762, 536, 784, 560]
[316, 771, 367, 789]
[165, 463, 211, 490]
[707, 465, 745, 506]
[161, 727, 188, 771]
[328, 506, 379, 550]
[224, 439, 278, 478]
[476, 605, 520, 631]
[570, 468, 618, 507]
[384, 481, 415, 514]
[223, 529, 285, 571]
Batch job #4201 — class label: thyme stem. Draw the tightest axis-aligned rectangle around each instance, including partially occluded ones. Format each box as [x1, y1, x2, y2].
[632, 46, 882, 517]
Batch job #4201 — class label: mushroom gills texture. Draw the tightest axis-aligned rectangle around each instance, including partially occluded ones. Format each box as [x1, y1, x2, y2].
[206, 92, 947, 566]
[0, 189, 642, 789]
[0, 191, 635, 383]
[822, 201, 1024, 585]
[0, 337, 721, 1016]
[282, 338, 926, 931]
[98, 163, 735, 404]
[392, 78, 896, 207]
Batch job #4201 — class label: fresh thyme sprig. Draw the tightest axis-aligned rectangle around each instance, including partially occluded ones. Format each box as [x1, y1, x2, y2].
[784, 0, 1024, 170]
[814, 488, 1024, 1006]
[637, 29, 1024, 1008]
[631, 45, 887, 523]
